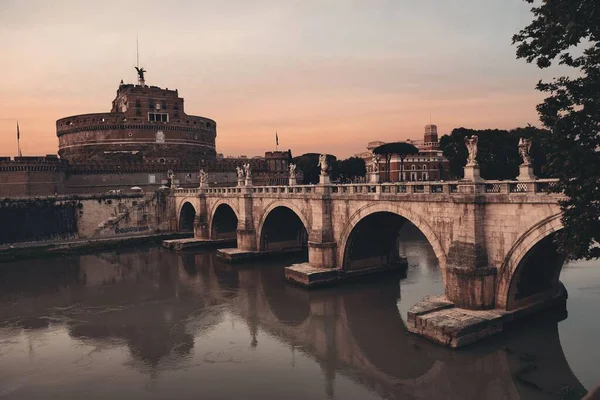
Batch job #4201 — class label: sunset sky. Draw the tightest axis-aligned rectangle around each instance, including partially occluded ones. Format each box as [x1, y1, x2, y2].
[0, 0, 558, 159]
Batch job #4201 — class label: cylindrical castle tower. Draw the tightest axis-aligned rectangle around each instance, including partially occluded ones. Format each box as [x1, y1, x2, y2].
[57, 77, 216, 164]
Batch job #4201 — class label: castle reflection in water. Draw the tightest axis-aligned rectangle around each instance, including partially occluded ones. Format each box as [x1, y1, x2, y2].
[0, 228, 586, 399]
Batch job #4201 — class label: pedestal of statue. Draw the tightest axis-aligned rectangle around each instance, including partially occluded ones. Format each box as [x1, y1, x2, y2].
[369, 172, 380, 183]
[463, 164, 483, 182]
[289, 176, 297, 186]
[517, 164, 536, 181]
[319, 174, 330, 185]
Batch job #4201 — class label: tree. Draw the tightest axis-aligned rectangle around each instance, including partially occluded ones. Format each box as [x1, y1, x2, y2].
[292, 153, 337, 184]
[373, 142, 419, 182]
[513, 0, 600, 259]
[334, 157, 366, 183]
[439, 126, 550, 180]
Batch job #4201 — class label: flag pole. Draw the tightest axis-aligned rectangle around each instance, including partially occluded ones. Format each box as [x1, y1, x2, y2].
[275, 130, 279, 152]
[16, 121, 22, 157]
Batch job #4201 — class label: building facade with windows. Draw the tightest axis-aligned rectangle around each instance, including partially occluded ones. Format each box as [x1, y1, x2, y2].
[355, 125, 451, 182]
[57, 81, 217, 164]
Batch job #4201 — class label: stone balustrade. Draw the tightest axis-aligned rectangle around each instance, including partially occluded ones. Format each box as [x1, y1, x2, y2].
[172, 178, 560, 198]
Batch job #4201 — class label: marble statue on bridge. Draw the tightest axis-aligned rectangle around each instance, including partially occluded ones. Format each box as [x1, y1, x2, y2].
[371, 153, 380, 173]
[464, 135, 479, 166]
[236, 166, 244, 186]
[463, 135, 482, 181]
[288, 163, 297, 186]
[243, 163, 253, 186]
[318, 154, 329, 176]
[518, 137, 532, 165]
[317, 154, 330, 184]
[199, 169, 208, 188]
[369, 153, 381, 183]
[168, 169, 177, 189]
[517, 137, 536, 180]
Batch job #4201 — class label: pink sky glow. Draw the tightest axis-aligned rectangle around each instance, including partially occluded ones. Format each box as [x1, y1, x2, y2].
[0, 0, 555, 159]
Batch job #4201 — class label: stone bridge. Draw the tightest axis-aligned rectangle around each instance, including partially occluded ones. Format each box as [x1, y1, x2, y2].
[170, 178, 566, 347]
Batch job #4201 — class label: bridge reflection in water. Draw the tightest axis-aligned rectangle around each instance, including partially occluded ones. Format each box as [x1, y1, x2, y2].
[0, 240, 586, 399]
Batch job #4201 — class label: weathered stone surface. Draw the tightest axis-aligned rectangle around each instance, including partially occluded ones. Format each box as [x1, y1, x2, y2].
[445, 266, 497, 309]
[285, 260, 407, 288]
[162, 237, 235, 251]
[172, 180, 566, 347]
[407, 286, 567, 348]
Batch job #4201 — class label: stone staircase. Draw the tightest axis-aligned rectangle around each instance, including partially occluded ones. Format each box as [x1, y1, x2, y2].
[91, 192, 157, 238]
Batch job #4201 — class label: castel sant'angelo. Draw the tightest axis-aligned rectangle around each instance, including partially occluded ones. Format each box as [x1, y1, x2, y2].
[0, 68, 291, 196]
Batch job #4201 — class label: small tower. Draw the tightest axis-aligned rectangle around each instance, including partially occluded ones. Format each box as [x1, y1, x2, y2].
[424, 124, 438, 143]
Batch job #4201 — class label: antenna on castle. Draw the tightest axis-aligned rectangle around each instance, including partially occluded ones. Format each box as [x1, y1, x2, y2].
[134, 37, 146, 87]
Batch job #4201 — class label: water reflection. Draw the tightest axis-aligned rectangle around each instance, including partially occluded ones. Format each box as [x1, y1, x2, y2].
[0, 242, 590, 399]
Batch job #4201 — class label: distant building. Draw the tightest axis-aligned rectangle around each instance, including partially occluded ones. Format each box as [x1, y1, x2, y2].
[0, 70, 290, 197]
[57, 80, 216, 164]
[355, 125, 451, 181]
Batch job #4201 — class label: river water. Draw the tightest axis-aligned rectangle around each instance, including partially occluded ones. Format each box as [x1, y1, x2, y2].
[0, 230, 598, 399]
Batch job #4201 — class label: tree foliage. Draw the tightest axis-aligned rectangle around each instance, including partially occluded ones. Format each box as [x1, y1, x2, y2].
[439, 126, 550, 180]
[373, 142, 419, 182]
[292, 154, 366, 184]
[514, 0, 600, 259]
[331, 157, 367, 183]
[292, 153, 337, 184]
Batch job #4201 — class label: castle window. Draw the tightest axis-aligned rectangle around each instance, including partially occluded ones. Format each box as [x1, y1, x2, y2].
[149, 100, 154, 109]
[148, 113, 169, 122]
[136, 99, 141, 108]
[162, 101, 167, 110]
[174, 103, 179, 110]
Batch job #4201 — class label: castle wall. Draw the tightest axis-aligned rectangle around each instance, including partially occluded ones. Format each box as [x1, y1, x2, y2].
[0, 193, 172, 246]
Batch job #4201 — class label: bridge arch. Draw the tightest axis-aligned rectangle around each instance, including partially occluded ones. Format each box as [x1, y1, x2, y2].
[178, 201, 197, 231]
[496, 214, 564, 310]
[256, 201, 310, 252]
[337, 203, 447, 279]
[209, 201, 239, 240]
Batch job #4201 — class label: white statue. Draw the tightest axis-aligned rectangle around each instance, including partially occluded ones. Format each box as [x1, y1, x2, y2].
[371, 153, 380, 173]
[167, 169, 177, 189]
[317, 154, 328, 176]
[236, 166, 244, 180]
[518, 137, 532, 165]
[199, 169, 208, 185]
[243, 163, 252, 178]
[288, 163, 296, 175]
[464, 135, 479, 165]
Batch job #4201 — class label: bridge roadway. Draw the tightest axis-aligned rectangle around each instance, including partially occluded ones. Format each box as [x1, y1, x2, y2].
[171, 179, 566, 347]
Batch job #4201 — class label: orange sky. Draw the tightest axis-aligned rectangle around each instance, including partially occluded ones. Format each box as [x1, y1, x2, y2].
[0, 0, 557, 159]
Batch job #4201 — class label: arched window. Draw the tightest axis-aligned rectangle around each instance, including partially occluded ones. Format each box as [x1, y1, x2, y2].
[423, 164, 427, 171]
[411, 165, 416, 170]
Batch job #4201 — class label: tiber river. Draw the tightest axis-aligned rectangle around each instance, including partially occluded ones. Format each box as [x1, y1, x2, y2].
[0, 226, 598, 399]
